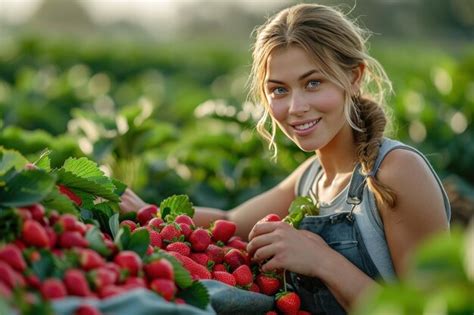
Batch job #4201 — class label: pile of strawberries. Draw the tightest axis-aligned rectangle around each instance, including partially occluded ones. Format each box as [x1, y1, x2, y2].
[0, 201, 308, 314]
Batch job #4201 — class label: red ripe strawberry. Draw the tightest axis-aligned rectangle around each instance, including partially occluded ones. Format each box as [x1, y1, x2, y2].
[189, 228, 211, 252]
[260, 214, 281, 223]
[213, 271, 236, 286]
[137, 204, 158, 226]
[75, 304, 102, 315]
[166, 242, 190, 257]
[190, 252, 209, 266]
[124, 277, 146, 290]
[148, 217, 164, 231]
[79, 248, 105, 271]
[160, 224, 181, 243]
[120, 220, 137, 232]
[178, 223, 192, 240]
[232, 264, 253, 287]
[148, 229, 162, 248]
[98, 284, 125, 299]
[0, 244, 27, 272]
[64, 269, 92, 297]
[205, 244, 224, 264]
[226, 236, 247, 251]
[144, 258, 174, 281]
[174, 214, 195, 227]
[113, 251, 142, 277]
[0, 261, 25, 289]
[210, 220, 236, 243]
[223, 249, 246, 271]
[74, 221, 88, 235]
[24, 271, 41, 289]
[56, 214, 78, 232]
[45, 226, 57, 248]
[213, 264, 227, 272]
[22, 220, 50, 248]
[256, 274, 281, 296]
[174, 298, 186, 305]
[40, 278, 67, 300]
[25, 204, 46, 222]
[276, 291, 301, 314]
[59, 231, 89, 248]
[168, 252, 211, 280]
[265, 311, 278, 315]
[88, 267, 118, 291]
[17, 208, 33, 221]
[149, 278, 176, 301]
[297, 311, 311, 315]
[58, 184, 82, 206]
[249, 282, 260, 293]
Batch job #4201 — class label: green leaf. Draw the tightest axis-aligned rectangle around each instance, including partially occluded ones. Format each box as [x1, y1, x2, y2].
[126, 228, 150, 258]
[112, 179, 127, 196]
[85, 226, 111, 257]
[30, 250, 55, 281]
[177, 280, 210, 310]
[159, 194, 194, 222]
[34, 149, 52, 172]
[42, 187, 78, 215]
[0, 169, 57, 207]
[283, 196, 319, 228]
[0, 147, 29, 176]
[114, 226, 131, 250]
[109, 213, 120, 239]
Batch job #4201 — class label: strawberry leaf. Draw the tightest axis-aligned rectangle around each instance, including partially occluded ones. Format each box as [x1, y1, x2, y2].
[177, 280, 210, 310]
[86, 226, 111, 257]
[34, 149, 51, 172]
[42, 187, 78, 215]
[0, 148, 29, 176]
[109, 213, 120, 239]
[30, 250, 55, 281]
[115, 226, 132, 250]
[159, 194, 194, 222]
[283, 196, 319, 228]
[127, 228, 150, 258]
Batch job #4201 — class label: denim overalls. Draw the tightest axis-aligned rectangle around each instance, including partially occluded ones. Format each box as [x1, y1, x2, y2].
[289, 164, 381, 315]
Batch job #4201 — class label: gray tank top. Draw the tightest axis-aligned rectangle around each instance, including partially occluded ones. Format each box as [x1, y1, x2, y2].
[295, 138, 451, 281]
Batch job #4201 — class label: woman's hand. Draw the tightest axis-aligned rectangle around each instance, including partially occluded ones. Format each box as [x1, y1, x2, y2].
[119, 188, 149, 213]
[247, 221, 332, 277]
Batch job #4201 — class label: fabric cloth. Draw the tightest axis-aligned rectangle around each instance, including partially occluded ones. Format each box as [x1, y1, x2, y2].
[292, 137, 451, 314]
[51, 280, 274, 315]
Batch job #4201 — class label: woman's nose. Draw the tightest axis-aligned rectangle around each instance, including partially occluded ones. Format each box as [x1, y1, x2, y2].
[289, 92, 310, 115]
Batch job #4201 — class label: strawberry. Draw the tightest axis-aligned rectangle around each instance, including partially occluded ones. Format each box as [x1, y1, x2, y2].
[114, 251, 142, 277]
[120, 220, 137, 232]
[174, 214, 195, 227]
[124, 277, 146, 289]
[137, 204, 158, 226]
[0, 261, 25, 289]
[88, 267, 118, 291]
[75, 304, 102, 315]
[40, 278, 67, 300]
[178, 223, 192, 240]
[148, 217, 164, 231]
[260, 213, 281, 223]
[232, 264, 253, 287]
[24, 204, 46, 222]
[148, 229, 162, 248]
[56, 214, 78, 232]
[226, 236, 247, 251]
[223, 248, 246, 270]
[189, 228, 211, 252]
[58, 184, 82, 206]
[149, 278, 176, 301]
[190, 252, 209, 266]
[144, 258, 174, 281]
[168, 252, 211, 280]
[24, 271, 41, 289]
[210, 220, 236, 243]
[160, 224, 181, 243]
[98, 284, 125, 299]
[249, 282, 260, 293]
[256, 273, 281, 296]
[297, 311, 311, 315]
[0, 244, 27, 272]
[213, 271, 236, 286]
[166, 242, 190, 257]
[275, 291, 301, 314]
[265, 312, 278, 315]
[79, 248, 105, 271]
[64, 269, 92, 297]
[45, 226, 57, 248]
[22, 220, 50, 248]
[59, 231, 89, 248]
[213, 264, 227, 272]
[205, 244, 224, 264]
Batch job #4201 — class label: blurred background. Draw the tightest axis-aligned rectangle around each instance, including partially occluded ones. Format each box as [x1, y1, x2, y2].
[0, 0, 473, 226]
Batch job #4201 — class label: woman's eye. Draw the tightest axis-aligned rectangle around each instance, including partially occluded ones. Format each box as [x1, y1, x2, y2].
[307, 80, 321, 89]
[271, 87, 287, 95]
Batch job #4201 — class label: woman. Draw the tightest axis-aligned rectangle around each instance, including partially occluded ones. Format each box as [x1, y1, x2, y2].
[121, 4, 450, 313]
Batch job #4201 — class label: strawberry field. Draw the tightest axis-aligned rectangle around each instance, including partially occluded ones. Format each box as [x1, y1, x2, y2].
[0, 34, 474, 314]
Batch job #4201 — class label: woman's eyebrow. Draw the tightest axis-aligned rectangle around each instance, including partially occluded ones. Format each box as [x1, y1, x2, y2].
[265, 69, 320, 84]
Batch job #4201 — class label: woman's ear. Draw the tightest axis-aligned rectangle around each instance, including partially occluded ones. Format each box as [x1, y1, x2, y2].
[351, 63, 365, 92]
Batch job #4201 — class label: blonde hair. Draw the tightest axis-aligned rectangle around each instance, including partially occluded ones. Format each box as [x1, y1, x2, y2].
[248, 3, 397, 207]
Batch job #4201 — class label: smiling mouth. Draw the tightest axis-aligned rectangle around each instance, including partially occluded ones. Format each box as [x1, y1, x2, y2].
[293, 118, 322, 131]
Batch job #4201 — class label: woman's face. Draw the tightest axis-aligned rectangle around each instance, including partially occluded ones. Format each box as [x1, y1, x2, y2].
[264, 45, 350, 152]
